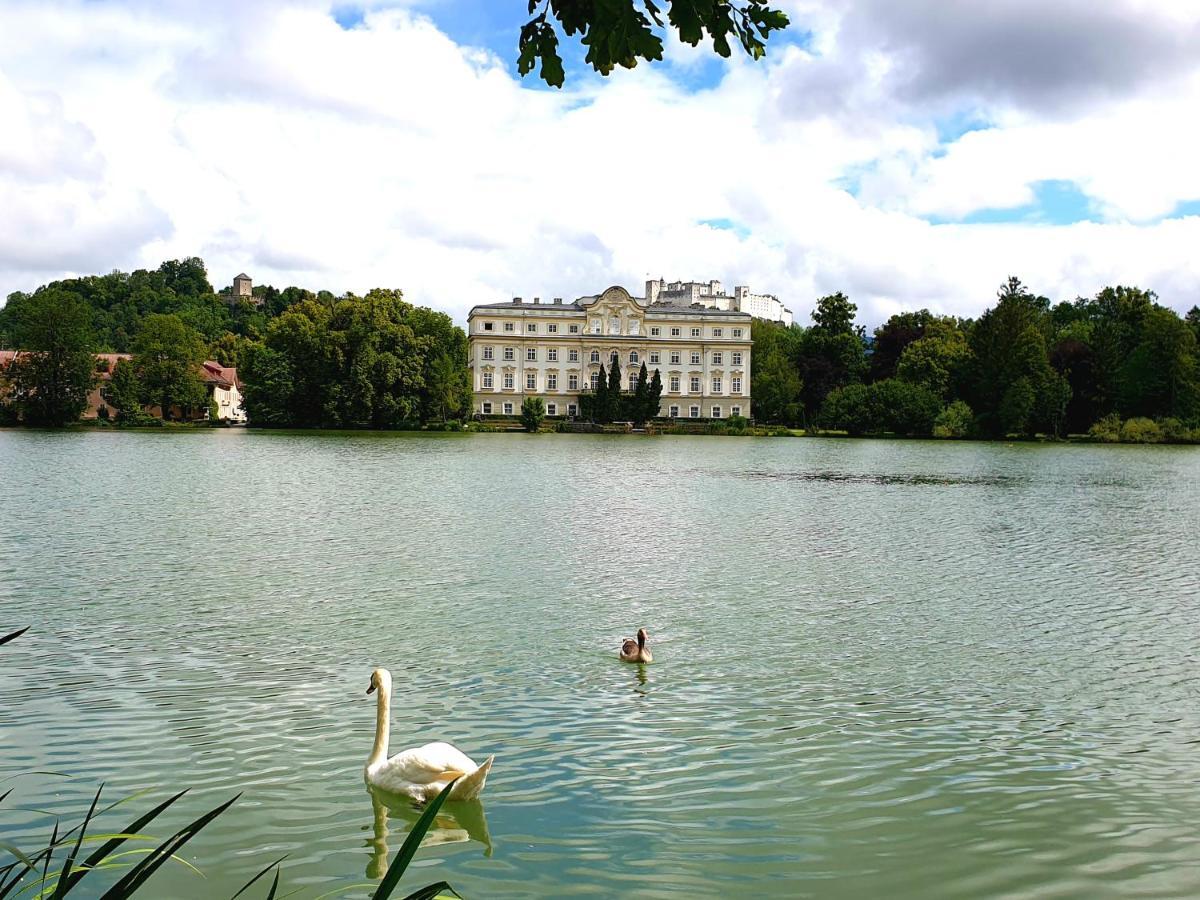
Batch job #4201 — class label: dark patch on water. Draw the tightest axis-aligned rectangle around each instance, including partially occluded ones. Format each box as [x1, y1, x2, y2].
[732, 470, 1024, 487]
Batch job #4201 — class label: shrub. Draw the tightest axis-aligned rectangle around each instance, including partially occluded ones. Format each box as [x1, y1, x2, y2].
[933, 400, 974, 438]
[520, 396, 545, 432]
[819, 383, 877, 436]
[874, 379, 941, 436]
[1157, 417, 1193, 443]
[1088, 413, 1122, 443]
[1119, 417, 1162, 444]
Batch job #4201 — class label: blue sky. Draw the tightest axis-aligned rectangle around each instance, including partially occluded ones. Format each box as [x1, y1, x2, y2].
[1, 0, 1199, 324]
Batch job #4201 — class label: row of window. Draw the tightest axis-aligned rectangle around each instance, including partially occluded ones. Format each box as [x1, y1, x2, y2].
[480, 347, 744, 366]
[478, 401, 742, 418]
[477, 320, 744, 339]
[479, 372, 743, 394]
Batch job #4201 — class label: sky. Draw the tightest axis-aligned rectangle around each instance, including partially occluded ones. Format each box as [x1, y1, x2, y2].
[2, 0, 1199, 328]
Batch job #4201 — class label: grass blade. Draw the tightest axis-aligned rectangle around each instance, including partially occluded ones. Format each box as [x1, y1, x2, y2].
[264, 868, 281, 900]
[229, 855, 287, 900]
[51, 785, 102, 898]
[63, 790, 188, 895]
[0, 627, 29, 647]
[97, 793, 239, 899]
[400, 882, 459, 900]
[371, 778, 458, 900]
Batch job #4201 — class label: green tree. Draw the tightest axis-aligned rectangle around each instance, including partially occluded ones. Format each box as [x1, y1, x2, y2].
[870, 309, 939, 382]
[519, 0, 789, 88]
[6, 288, 97, 426]
[104, 359, 152, 425]
[895, 321, 971, 401]
[750, 319, 803, 423]
[647, 367, 664, 422]
[1118, 305, 1199, 421]
[589, 362, 609, 423]
[607, 356, 622, 421]
[132, 314, 208, 420]
[798, 293, 867, 422]
[874, 379, 941, 436]
[933, 400, 975, 438]
[631, 361, 651, 426]
[520, 396, 545, 432]
[819, 383, 877, 436]
[967, 278, 1056, 437]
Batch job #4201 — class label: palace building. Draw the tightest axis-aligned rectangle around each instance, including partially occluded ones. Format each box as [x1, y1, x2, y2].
[467, 285, 752, 420]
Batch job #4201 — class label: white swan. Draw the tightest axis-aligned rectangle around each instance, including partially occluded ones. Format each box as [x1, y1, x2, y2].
[364, 667, 494, 803]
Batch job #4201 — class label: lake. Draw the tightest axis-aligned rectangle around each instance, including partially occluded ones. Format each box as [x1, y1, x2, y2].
[2, 429, 1199, 898]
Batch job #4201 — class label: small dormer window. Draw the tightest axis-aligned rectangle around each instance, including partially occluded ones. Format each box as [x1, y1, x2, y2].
[629, 320, 640, 335]
[590, 318, 602, 334]
[609, 316, 621, 335]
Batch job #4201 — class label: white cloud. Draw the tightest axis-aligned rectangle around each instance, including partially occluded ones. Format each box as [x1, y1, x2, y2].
[0, 0, 1198, 329]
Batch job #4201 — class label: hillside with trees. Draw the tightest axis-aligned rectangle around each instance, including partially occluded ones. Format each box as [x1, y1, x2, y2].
[0, 258, 470, 428]
[752, 278, 1200, 441]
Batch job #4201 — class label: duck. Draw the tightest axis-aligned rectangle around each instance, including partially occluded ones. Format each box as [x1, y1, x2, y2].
[619, 627, 653, 663]
[364, 667, 494, 803]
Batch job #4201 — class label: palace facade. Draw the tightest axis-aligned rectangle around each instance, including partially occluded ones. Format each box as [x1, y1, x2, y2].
[467, 285, 752, 419]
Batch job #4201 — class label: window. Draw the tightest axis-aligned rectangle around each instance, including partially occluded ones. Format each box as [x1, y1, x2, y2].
[548, 373, 558, 390]
[712, 352, 723, 365]
[669, 405, 679, 417]
[504, 322, 514, 332]
[590, 350, 600, 363]
[713, 328, 723, 337]
[651, 327, 661, 336]
[591, 319, 602, 334]
[482, 372, 493, 389]
[568, 349, 579, 362]
[483, 321, 494, 331]
[568, 403, 578, 416]
[547, 403, 557, 415]
[503, 373, 514, 389]
[548, 323, 558, 333]
[527, 323, 537, 333]
[548, 348, 558, 362]
[732, 377, 742, 394]
[712, 377, 722, 393]
[482, 346, 494, 360]
[568, 374, 579, 390]
[690, 351, 701, 365]
[732, 328, 743, 338]
[670, 327, 681, 337]
[732, 352, 742, 366]
[690, 376, 701, 393]
[689, 405, 700, 418]
[691, 327, 701, 337]
[482, 401, 493, 414]
[504, 347, 515, 361]
[669, 375, 680, 392]
[503, 402, 513, 414]
[590, 372, 601, 389]
[526, 372, 536, 390]
[670, 351, 681, 365]
[609, 317, 621, 335]
[630, 351, 639, 364]
[629, 374, 638, 389]
[712, 406, 722, 418]
[610, 351, 619, 364]
[731, 405, 742, 417]
[649, 351, 660, 364]
[569, 324, 580, 334]
[629, 320, 640, 335]
[526, 347, 537, 361]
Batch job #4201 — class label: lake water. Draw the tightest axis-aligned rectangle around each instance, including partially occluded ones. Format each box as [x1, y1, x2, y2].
[2, 429, 1199, 898]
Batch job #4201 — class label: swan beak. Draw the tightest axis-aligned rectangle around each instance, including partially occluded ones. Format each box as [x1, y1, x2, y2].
[366, 682, 376, 695]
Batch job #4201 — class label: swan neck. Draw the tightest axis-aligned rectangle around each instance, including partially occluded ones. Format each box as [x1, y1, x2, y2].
[368, 682, 390, 768]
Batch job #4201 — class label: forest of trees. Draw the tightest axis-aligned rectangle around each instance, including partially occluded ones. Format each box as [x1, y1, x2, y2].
[751, 278, 1200, 441]
[3, 259, 1199, 441]
[0, 258, 470, 428]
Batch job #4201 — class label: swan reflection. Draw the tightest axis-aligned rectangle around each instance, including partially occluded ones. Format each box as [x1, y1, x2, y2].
[365, 788, 492, 879]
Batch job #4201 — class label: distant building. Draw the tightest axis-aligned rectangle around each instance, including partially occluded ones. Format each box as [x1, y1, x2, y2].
[0, 351, 245, 423]
[644, 278, 792, 326]
[467, 285, 752, 420]
[224, 272, 261, 307]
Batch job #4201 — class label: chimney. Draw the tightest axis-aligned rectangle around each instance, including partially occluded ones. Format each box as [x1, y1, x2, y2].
[513, 296, 522, 304]
[553, 297, 563, 304]
[533, 296, 541, 304]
